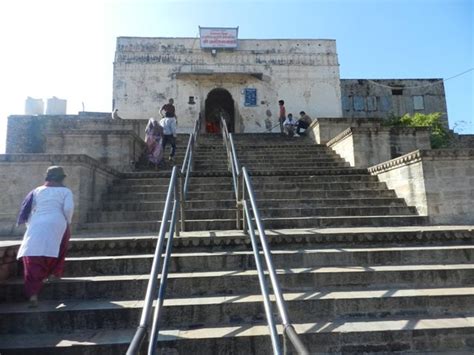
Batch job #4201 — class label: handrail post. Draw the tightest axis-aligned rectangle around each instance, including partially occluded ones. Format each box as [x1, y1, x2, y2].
[235, 173, 241, 230]
[179, 173, 186, 233]
[241, 172, 246, 232]
[175, 171, 181, 237]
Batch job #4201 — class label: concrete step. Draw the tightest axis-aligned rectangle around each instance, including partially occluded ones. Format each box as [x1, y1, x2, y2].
[198, 161, 350, 170]
[253, 189, 399, 199]
[114, 174, 380, 186]
[78, 215, 429, 233]
[245, 167, 369, 176]
[108, 181, 388, 194]
[2, 315, 472, 354]
[2, 264, 473, 301]
[99, 198, 410, 213]
[100, 199, 237, 211]
[58, 245, 474, 276]
[103, 190, 234, 202]
[108, 182, 234, 194]
[87, 206, 418, 223]
[65, 227, 474, 256]
[2, 288, 473, 335]
[260, 215, 428, 229]
[237, 157, 347, 165]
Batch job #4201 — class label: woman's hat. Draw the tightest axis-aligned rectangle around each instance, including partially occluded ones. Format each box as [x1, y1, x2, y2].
[45, 166, 67, 180]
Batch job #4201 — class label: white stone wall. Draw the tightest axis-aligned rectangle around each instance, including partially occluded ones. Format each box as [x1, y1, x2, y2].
[113, 37, 343, 133]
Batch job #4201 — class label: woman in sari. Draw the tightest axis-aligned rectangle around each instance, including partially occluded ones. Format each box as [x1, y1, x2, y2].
[145, 118, 164, 167]
[16, 166, 74, 307]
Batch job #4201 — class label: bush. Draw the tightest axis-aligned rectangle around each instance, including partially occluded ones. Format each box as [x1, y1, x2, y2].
[386, 112, 451, 148]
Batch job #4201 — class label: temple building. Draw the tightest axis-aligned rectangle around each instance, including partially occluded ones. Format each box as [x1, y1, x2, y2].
[113, 33, 448, 133]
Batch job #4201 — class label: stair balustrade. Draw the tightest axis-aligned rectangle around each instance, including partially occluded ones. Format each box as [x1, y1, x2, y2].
[220, 117, 309, 355]
[127, 116, 201, 355]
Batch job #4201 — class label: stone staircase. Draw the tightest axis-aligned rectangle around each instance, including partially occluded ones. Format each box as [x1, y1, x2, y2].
[0, 133, 473, 354]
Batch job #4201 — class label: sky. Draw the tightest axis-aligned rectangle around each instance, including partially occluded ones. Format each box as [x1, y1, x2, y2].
[0, 0, 472, 152]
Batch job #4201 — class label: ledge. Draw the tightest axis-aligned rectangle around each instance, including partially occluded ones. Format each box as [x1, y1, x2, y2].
[368, 149, 474, 174]
[327, 126, 431, 148]
[44, 129, 146, 147]
[0, 154, 121, 176]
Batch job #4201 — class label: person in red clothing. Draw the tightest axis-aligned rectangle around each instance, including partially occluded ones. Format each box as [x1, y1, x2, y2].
[278, 100, 286, 134]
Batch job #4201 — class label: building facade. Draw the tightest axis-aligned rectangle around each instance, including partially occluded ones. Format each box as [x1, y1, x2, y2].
[113, 37, 343, 133]
[113, 36, 448, 133]
[340, 79, 447, 123]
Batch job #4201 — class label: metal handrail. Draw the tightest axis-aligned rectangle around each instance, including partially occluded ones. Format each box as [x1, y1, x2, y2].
[220, 118, 309, 355]
[179, 116, 201, 231]
[126, 166, 180, 355]
[127, 115, 201, 355]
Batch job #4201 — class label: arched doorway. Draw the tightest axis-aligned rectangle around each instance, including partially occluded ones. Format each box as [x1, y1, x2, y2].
[204, 88, 235, 133]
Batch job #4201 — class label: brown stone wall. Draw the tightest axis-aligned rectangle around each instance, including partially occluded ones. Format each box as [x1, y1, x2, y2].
[0, 241, 20, 282]
[0, 154, 118, 236]
[369, 149, 474, 224]
[7, 115, 148, 154]
[327, 126, 431, 168]
[44, 130, 145, 171]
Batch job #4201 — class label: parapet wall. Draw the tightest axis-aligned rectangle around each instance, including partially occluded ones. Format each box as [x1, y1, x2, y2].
[369, 149, 474, 224]
[7, 115, 148, 154]
[0, 154, 118, 236]
[327, 125, 431, 168]
[7, 115, 149, 171]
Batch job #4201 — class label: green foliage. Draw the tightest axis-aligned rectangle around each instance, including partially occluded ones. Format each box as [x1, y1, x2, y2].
[386, 112, 451, 149]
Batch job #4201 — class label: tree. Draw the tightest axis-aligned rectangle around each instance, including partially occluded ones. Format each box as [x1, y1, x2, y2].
[388, 112, 451, 148]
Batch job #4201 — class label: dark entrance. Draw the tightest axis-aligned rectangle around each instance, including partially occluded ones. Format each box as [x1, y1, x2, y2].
[204, 88, 235, 133]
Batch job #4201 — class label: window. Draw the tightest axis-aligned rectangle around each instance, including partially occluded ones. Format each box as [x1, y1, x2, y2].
[188, 96, 195, 104]
[413, 95, 424, 110]
[392, 89, 403, 95]
[367, 96, 377, 111]
[353, 96, 365, 111]
[342, 96, 352, 111]
[380, 96, 391, 112]
[244, 88, 257, 106]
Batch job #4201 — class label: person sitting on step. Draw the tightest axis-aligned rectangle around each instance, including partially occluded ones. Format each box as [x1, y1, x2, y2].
[283, 113, 297, 137]
[296, 111, 312, 136]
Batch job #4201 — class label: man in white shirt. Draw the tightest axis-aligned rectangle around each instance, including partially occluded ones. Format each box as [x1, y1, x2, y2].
[159, 116, 177, 161]
[283, 113, 297, 137]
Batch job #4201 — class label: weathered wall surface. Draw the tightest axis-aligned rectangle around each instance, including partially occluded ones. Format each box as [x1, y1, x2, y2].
[369, 149, 474, 224]
[0, 240, 20, 281]
[7, 115, 148, 154]
[44, 130, 145, 172]
[449, 134, 474, 148]
[308, 117, 384, 144]
[113, 37, 343, 133]
[327, 126, 431, 168]
[0, 154, 118, 236]
[340, 79, 448, 126]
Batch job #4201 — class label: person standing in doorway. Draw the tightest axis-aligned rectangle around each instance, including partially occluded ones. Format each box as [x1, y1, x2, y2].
[16, 166, 74, 307]
[160, 98, 177, 123]
[278, 100, 286, 134]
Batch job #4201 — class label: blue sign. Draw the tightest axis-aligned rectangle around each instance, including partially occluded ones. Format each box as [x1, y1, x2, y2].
[244, 88, 257, 107]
